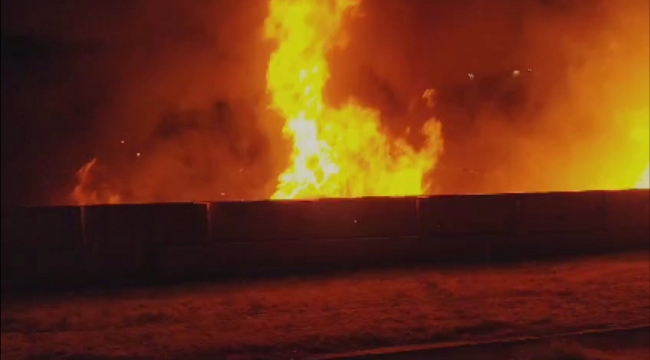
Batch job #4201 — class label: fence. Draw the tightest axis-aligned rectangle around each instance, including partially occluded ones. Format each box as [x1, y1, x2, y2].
[1, 189, 648, 290]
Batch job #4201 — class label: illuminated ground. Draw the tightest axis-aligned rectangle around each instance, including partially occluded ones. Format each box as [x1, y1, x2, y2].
[2, 252, 648, 360]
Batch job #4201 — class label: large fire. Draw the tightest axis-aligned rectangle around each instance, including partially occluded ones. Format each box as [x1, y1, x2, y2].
[264, 0, 441, 199]
[70, 0, 648, 205]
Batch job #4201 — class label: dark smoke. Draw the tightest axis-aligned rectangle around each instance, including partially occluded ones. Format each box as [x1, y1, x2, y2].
[2, 0, 278, 205]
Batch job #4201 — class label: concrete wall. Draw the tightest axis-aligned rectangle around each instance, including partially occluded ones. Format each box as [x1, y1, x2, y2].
[1, 206, 84, 289]
[210, 197, 418, 242]
[603, 189, 650, 250]
[487, 191, 610, 260]
[1, 190, 648, 291]
[516, 191, 606, 233]
[83, 203, 210, 281]
[419, 194, 519, 262]
[419, 194, 518, 235]
[210, 200, 313, 242]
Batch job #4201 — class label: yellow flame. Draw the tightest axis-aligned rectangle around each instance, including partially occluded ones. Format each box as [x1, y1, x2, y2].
[626, 108, 650, 189]
[264, 0, 442, 200]
[636, 165, 650, 189]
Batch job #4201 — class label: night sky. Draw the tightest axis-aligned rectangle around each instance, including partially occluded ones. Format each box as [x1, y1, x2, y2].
[2, 0, 648, 205]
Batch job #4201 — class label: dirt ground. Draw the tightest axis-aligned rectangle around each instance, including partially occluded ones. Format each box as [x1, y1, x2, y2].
[2, 252, 649, 360]
[345, 326, 650, 360]
[510, 339, 650, 360]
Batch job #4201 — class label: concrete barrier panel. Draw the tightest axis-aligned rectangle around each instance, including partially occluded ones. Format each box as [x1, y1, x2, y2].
[417, 195, 512, 263]
[1, 249, 86, 290]
[517, 191, 606, 233]
[418, 194, 518, 235]
[83, 203, 209, 279]
[156, 236, 487, 278]
[1, 206, 83, 247]
[604, 189, 650, 249]
[605, 189, 650, 231]
[210, 238, 424, 269]
[154, 246, 216, 280]
[424, 236, 489, 262]
[488, 191, 608, 260]
[210, 200, 311, 242]
[303, 197, 418, 239]
[84, 203, 209, 248]
[1, 206, 84, 289]
[211, 197, 418, 242]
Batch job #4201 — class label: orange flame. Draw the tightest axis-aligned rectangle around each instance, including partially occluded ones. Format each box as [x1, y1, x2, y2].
[72, 158, 121, 205]
[264, 0, 442, 200]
